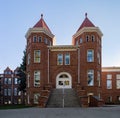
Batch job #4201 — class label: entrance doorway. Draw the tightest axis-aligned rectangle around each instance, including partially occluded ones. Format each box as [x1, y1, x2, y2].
[56, 72, 72, 89]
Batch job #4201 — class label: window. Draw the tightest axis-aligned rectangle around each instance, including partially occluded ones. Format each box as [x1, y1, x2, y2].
[44, 38, 48, 44]
[8, 78, 12, 84]
[80, 38, 83, 43]
[107, 74, 112, 89]
[8, 88, 11, 96]
[33, 36, 37, 43]
[34, 50, 40, 63]
[38, 36, 42, 43]
[34, 93, 40, 104]
[91, 35, 95, 42]
[65, 53, 70, 65]
[14, 88, 18, 96]
[97, 52, 100, 64]
[27, 74, 30, 88]
[87, 70, 94, 86]
[57, 54, 63, 65]
[34, 71, 40, 87]
[4, 89, 7, 96]
[4, 78, 8, 84]
[14, 78, 18, 84]
[86, 35, 89, 42]
[116, 74, 120, 89]
[87, 50, 94, 62]
[76, 40, 79, 45]
[27, 53, 30, 65]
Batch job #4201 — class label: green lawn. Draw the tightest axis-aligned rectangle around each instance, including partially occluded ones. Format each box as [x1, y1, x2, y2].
[0, 104, 32, 110]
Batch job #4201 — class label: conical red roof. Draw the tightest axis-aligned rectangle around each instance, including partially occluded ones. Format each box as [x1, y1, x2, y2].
[77, 13, 95, 32]
[33, 14, 52, 33]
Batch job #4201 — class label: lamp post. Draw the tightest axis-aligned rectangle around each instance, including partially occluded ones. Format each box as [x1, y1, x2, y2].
[62, 81, 65, 108]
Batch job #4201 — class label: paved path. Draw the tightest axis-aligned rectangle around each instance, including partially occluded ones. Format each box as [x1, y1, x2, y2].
[0, 106, 120, 118]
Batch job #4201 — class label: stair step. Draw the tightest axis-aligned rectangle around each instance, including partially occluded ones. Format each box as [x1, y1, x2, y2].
[46, 89, 80, 108]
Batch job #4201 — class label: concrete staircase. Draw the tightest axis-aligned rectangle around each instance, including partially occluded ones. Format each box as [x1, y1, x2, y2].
[46, 89, 80, 108]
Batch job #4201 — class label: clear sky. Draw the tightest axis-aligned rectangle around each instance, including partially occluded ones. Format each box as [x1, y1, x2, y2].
[0, 0, 120, 72]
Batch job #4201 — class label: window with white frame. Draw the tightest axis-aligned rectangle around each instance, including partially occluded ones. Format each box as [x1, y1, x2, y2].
[57, 54, 63, 65]
[97, 52, 100, 64]
[86, 35, 89, 42]
[8, 88, 11, 96]
[38, 36, 42, 43]
[14, 88, 18, 96]
[44, 38, 48, 44]
[65, 53, 70, 65]
[8, 78, 12, 84]
[91, 35, 95, 42]
[4, 89, 7, 96]
[27, 73, 30, 88]
[27, 53, 30, 65]
[34, 50, 41, 63]
[87, 70, 94, 86]
[80, 38, 83, 43]
[34, 71, 40, 87]
[107, 74, 112, 89]
[87, 50, 94, 62]
[34, 93, 40, 104]
[14, 78, 18, 84]
[33, 36, 37, 43]
[116, 74, 120, 89]
[4, 78, 8, 84]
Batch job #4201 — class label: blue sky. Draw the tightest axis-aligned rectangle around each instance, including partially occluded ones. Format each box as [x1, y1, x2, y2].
[0, 0, 120, 72]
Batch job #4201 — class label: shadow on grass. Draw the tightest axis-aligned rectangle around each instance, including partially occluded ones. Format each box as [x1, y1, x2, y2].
[0, 104, 33, 110]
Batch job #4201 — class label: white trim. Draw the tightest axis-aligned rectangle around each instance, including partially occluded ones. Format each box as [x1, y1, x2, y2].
[102, 67, 120, 72]
[25, 27, 54, 39]
[73, 27, 103, 40]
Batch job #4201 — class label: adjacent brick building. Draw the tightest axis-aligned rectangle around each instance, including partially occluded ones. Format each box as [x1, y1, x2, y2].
[102, 67, 120, 104]
[0, 67, 26, 105]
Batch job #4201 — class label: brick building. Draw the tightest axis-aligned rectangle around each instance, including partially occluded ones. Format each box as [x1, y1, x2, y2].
[0, 67, 26, 105]
[25, 13, 104, 107]
[102, 67, 120, 104]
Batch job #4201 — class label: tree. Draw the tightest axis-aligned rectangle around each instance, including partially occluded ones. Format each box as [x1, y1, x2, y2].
[17, 48, 26, 93]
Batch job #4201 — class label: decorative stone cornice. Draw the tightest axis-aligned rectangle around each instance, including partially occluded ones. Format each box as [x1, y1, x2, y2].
[25, 27, 54, 39]
[73, 27, 103, 39]
[48, 45, 79, 51]
[102, 67, 120, 72]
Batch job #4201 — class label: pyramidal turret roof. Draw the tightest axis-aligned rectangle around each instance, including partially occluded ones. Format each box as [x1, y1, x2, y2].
[77, 13, 95, 32]
[33, 14, 52, 33]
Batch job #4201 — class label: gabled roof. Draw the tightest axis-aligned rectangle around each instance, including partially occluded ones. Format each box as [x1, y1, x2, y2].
[33, 14, 52, 33]
[4, 67, 12, 72]
[77, 13, 95, 32]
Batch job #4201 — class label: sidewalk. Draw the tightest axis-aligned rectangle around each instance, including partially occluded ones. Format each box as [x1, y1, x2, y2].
[0, 106, 120, 118]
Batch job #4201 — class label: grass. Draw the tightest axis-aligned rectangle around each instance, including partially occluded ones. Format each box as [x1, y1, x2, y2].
[0, 104, 32, 110]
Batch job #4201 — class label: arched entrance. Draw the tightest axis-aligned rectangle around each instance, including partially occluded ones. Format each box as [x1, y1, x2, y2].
[56, 72, 72, 89]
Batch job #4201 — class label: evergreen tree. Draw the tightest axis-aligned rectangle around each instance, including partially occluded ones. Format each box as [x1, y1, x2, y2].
[17, 48, 26, 93]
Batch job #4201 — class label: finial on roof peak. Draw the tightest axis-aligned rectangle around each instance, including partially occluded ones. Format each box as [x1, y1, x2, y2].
[85, 13, 87, 18]
[41, 14, 43, 19]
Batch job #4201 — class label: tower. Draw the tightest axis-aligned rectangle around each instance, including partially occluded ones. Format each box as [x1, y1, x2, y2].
[25, 14, 54, 105]
[72, 13, 103, 97]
